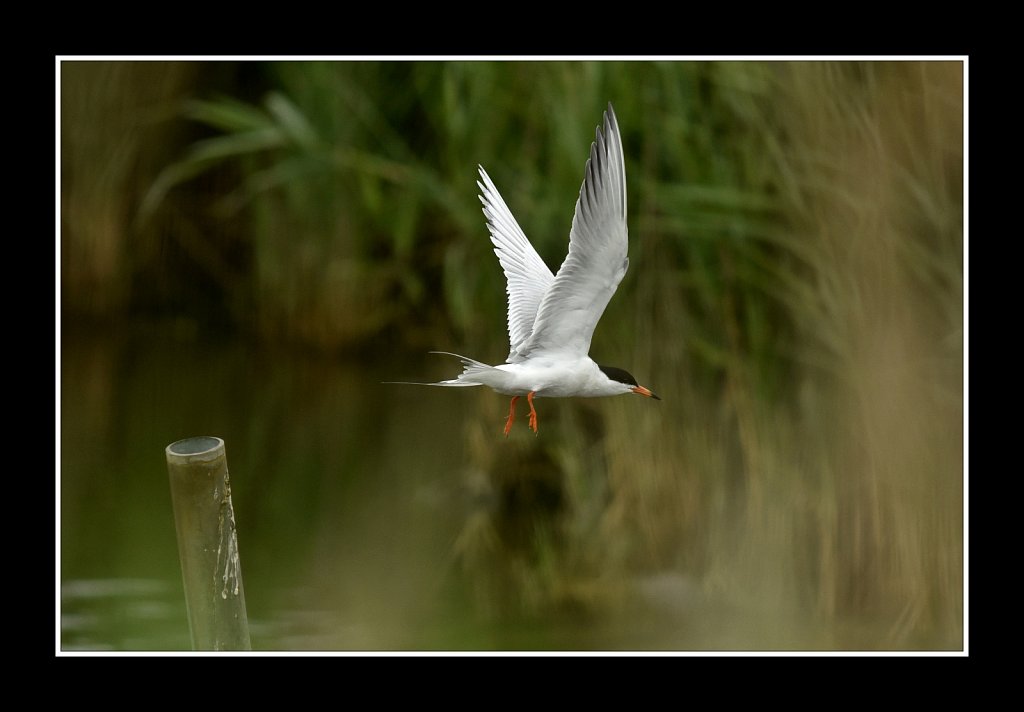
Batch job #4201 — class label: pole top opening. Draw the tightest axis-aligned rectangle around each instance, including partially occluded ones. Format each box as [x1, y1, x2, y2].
[166, 436, 224, 463]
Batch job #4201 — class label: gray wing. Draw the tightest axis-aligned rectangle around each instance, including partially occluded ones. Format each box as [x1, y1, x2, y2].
[518, 103, 628, 358]
[478, 165, 556, 362]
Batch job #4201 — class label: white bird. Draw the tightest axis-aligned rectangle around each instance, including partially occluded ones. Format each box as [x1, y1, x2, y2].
[398, 103, 658, 436]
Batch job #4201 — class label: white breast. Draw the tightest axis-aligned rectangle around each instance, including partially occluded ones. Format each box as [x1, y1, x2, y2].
[494, 356, 620, 398]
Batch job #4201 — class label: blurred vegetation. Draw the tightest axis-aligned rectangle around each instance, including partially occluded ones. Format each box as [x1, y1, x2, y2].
[61, 60, 963, 648]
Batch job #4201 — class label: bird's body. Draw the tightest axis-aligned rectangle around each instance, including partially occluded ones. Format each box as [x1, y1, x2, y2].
[431, 351, 642, 399]
[394, 103, 658, 435]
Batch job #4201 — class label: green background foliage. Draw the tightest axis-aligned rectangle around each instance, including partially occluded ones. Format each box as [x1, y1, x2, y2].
[61, 59, 963, 649]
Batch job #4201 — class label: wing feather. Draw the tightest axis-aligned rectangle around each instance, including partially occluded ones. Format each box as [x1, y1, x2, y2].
[519, 103, 628, 358]
[477, 166, 555, 362]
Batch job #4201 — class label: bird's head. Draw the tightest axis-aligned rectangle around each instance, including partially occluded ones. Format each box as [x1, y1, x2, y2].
[598, 365, 661, 400]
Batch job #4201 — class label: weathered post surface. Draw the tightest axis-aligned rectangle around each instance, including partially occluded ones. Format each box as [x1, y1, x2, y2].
[165, 436, 251, 651]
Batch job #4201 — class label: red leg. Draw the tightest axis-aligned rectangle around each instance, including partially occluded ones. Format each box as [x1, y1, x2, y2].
[504, 396, 519, 437]
[527, 391, 538, 434]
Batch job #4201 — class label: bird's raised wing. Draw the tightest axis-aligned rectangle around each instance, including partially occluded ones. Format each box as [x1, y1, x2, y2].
[519, 103, 628, 358]
[478, 166, 555, 362]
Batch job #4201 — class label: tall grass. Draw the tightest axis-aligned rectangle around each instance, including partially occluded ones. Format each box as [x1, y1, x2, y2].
[61, 60, 964, 647]
[445, 62, 962, 648]
[598, 61, 963, 647]
[61, 61, 201, 316]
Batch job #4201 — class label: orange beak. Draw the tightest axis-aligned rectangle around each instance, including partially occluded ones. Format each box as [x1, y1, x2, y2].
[632, 385, 661, 400]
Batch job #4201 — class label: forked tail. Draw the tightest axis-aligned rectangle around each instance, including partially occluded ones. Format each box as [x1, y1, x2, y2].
[383, 351, 499, 388]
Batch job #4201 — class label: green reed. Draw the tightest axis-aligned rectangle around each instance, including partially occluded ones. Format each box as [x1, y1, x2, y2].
[62, 59, 964, 648]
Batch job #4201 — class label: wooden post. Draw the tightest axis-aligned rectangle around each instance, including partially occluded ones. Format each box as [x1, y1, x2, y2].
[165, 436, 251, 651]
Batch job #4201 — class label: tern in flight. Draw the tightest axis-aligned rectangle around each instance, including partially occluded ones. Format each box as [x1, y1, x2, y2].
[399, 103, 659, 436]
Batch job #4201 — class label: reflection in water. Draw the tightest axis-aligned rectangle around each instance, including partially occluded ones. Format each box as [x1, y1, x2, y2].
[60, 323, 963, 651]
[61, 579, 189, 651]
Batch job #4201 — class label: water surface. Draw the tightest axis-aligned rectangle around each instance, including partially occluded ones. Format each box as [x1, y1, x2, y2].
[59, 322, 961, 652]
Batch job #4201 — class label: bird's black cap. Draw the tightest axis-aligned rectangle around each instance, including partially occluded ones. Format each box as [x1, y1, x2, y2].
[599, 365, 638, 386]
[599, 365, 661, 400]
